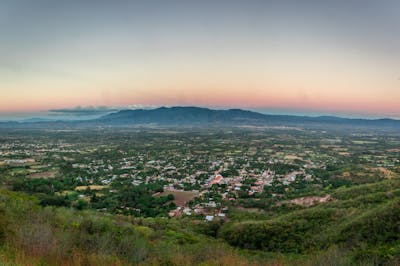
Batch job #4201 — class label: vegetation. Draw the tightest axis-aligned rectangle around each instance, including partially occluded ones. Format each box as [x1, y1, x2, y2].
[1, 127, 400, 265]
[0, 190, 271, 266]
[1, 180, 400, 265]
[219, 180, 400, 264]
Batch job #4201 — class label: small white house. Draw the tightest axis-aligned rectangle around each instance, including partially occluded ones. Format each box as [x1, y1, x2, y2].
[205, 215, 214, 222]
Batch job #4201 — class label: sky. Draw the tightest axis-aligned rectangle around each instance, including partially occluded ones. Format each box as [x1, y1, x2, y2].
[1, 0, 400, 120]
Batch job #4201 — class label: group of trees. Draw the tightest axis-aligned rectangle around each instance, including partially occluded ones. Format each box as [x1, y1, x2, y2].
[10, 176, 177, 217]
[12, 176, 75, 194]
[93, 184, 176, 217]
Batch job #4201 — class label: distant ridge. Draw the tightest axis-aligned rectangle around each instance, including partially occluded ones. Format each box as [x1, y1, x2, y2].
[96, 106, 400, 128]
[1, 106, 400, 129]
[97, 106, 266, 125]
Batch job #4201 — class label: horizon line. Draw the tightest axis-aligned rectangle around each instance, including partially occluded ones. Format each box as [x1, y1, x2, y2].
[0, 105, 399, 122]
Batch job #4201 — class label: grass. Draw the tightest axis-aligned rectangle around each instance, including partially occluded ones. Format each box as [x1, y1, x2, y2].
[0, 189, 275, 266]
[1, 178, 400, 265]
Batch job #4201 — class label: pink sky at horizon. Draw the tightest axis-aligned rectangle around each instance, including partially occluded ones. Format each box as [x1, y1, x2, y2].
[1, 89, 399, 119]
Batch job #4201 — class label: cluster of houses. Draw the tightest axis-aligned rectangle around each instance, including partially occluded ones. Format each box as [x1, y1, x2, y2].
[66, 147, 318, 221]
[166, 168, 311, 221]
[168, 203, 228, 221]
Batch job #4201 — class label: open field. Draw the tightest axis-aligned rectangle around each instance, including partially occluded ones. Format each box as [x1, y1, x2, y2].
[27, 170, 58, 179]
[374, 167, 398, 179]
[76, 185, 109, 191]
[157, 190, 199, 206]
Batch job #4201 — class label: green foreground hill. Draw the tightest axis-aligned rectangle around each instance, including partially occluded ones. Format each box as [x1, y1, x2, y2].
[1, 179, 400, 265]
[220, 180, 400, 264]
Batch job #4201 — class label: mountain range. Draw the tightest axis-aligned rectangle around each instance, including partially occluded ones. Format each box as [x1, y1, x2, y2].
[1, 106, 400, 129]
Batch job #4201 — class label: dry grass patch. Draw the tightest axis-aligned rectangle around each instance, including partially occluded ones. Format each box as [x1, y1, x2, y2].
[27, 170, 58, 179]
[76, 185, 109, 191]
[156, 190, 199, 207]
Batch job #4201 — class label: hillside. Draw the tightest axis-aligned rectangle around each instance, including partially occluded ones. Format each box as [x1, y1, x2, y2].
[1, 107, 400, 129]
[221, 179, 400, 263]
[97, 107, 400, 128]
[0, 190, 270, 266]
[97, 107, 267, 125]
[96, 107, 400, 128]
[1, 179, 400, 265]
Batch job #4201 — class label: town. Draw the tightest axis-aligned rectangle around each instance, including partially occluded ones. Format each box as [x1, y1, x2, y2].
[1, 127, 399, 223]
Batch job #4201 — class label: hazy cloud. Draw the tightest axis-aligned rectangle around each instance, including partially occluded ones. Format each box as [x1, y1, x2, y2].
[49, 106, 118, 116]
[49, 105, 157, 116]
